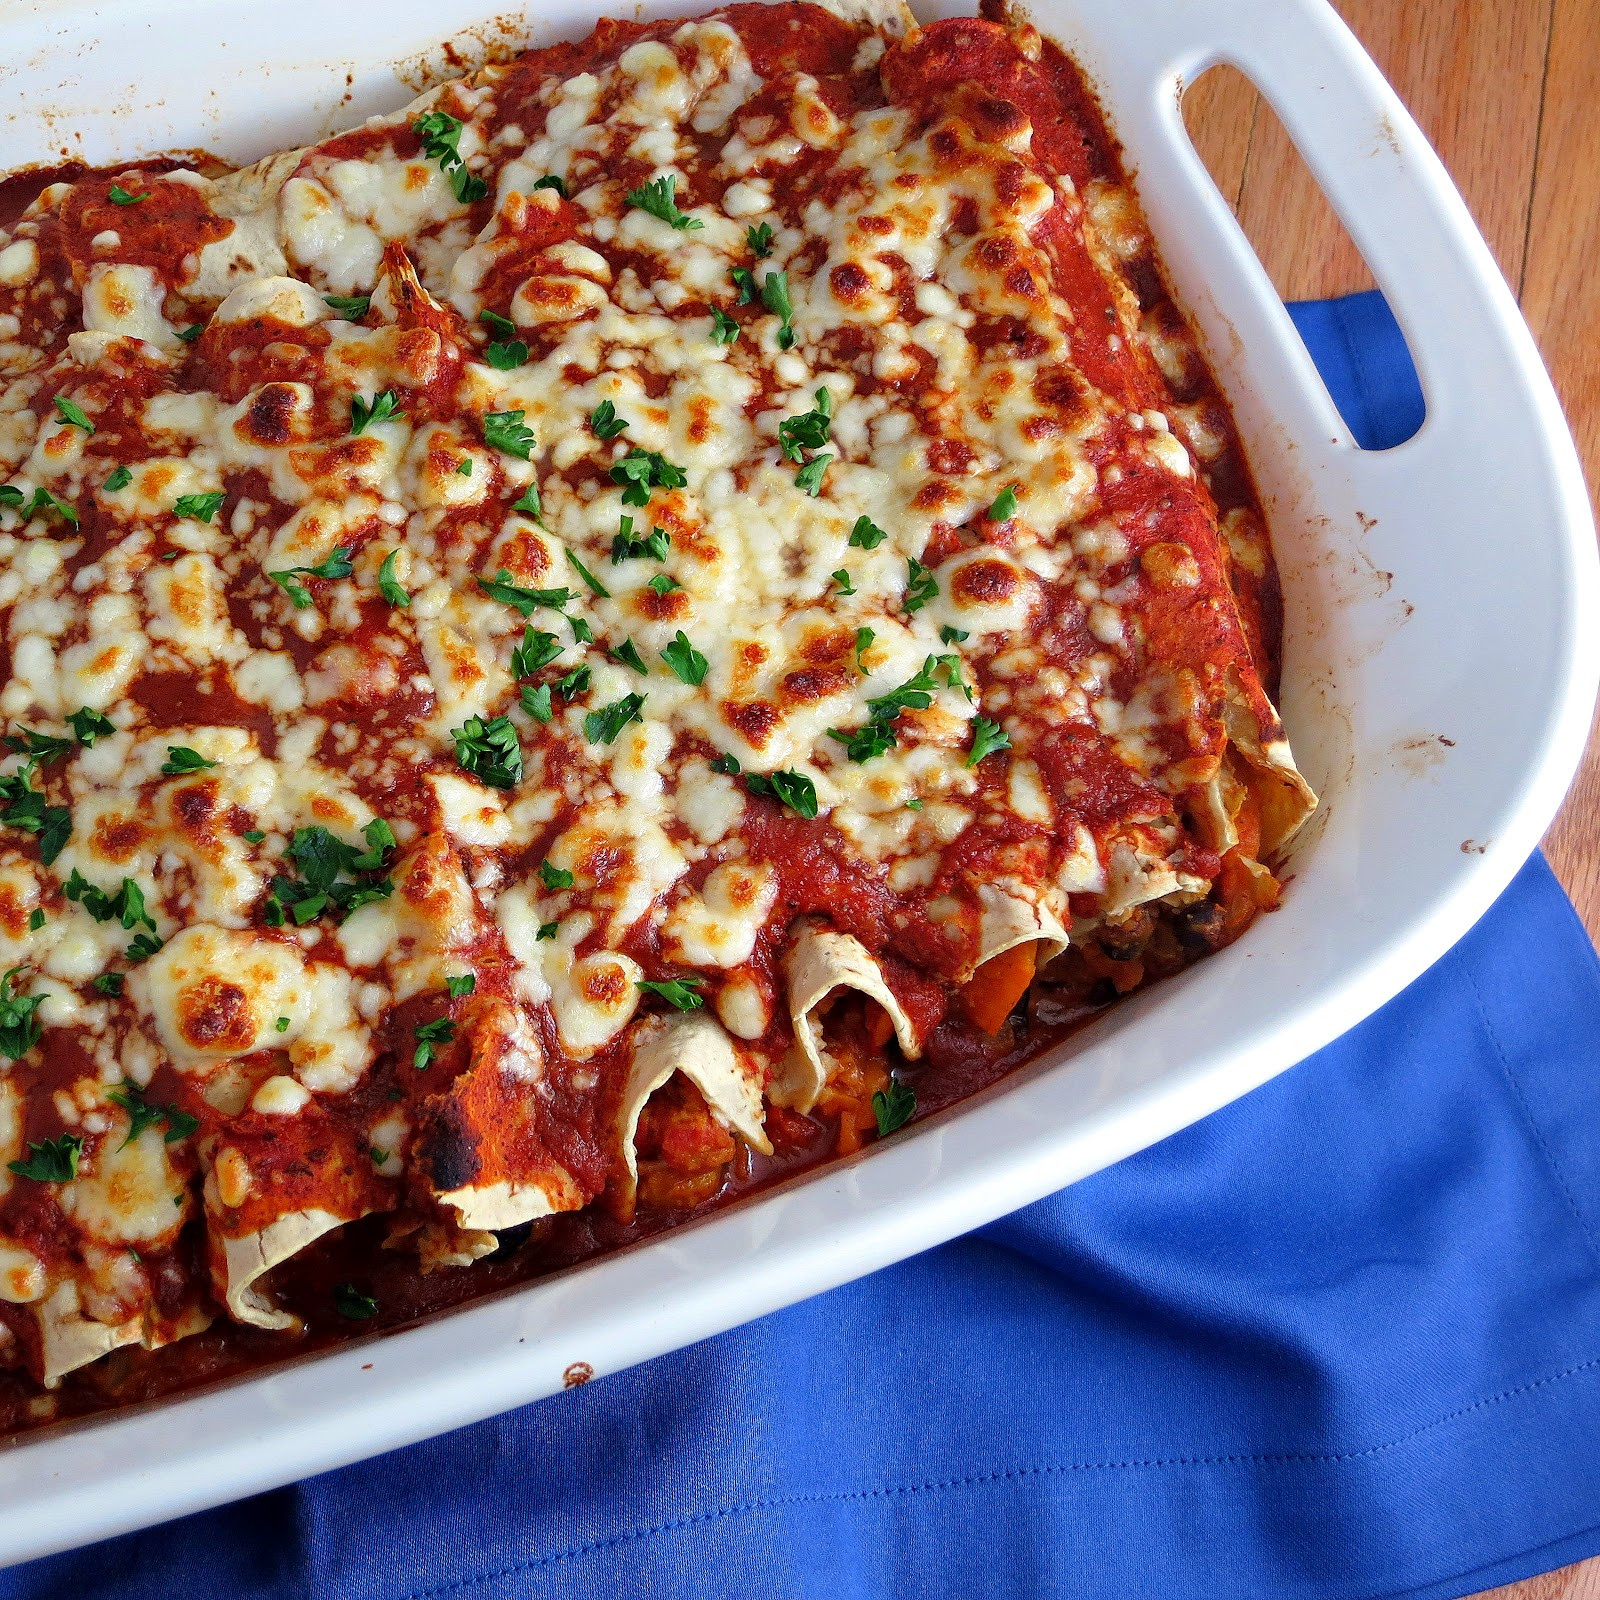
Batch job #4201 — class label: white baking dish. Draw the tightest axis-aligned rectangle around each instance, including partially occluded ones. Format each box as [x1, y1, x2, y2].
[0, 0, 1594, 1565]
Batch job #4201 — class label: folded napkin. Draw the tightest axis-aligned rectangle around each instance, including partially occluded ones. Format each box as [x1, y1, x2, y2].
[9, 294, 1600, 1600]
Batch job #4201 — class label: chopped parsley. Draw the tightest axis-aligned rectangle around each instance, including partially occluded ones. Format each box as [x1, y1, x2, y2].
[777, 389, 832, 462]
[710, 307, 740, 345]
[268, 546, 354, 608]
[589, 401, 630, 440]
[904, 556, 939, 613]
[412, 109, 487, 202]
[479, 309, 517, 339]
[323, 293, 371, 319]
[105, 1081, 197, 1148]
[477, 570, 572, 615]
[745, 769, 818, 818]
[125, 932, 164, 962]
[4, 728, 71, 764]
[350, 390, 404, 436]
[511, 625, 563, 677]
[987, 483, 1019, 521]
[263, 820, 395, 927]
[760, 269, 796, 350]
[161, 747, 216, 776]
[873, 1080, 916, 1135]
[830, 569, 855, 595]
[511, 484, 545, 522]
[570, 616, 594, 644]
[661, 631, 708, 685]
[275, 1016, 290, 1031]
[173, 491, 225, 523]
[746, 221, 775, 257]
[829, 721, 896, 763]
[536, 920, 560, 941]
[939, 625, 970, 645]
[53, 396, 94, 434]
[27, 909, 43, 932]
[0, 968, 45, 1063]
[538, 860, 574, 891]
[611, 516, 670, 563]
[730, 266, 758, 305]
[455, 459, 473, 476]
[0, 485, 78, 526]
[486, 340, 528, 370]
[335, 1283, 380, 1320]
[483, 409, 537, 459]
[378, 550, 411, 607]
[623, 174, 703, 231]
[610, 448, 687, 507]
[520, 684, 554, 723]
[7, 1133, 80, 1183]
[646, 573, 681, 596]
[795, 454, 832, 496]
[449, 714, 522, 789]
[413, 1016, 457, 1069]
[831, 655, 966, 763]
[556, 664, 591, 700]
[177, 323, 205, 343]
[446, 973, 476, 998]
[636, 977, 704, 1011]
[566, 548, 610, 598]
[849, 515, 887, 550]
[108, 184, 148, 206]
[967, 717, 1012, 766]
[102, 466, 132, 493]
[584, 692, 647, 745]
[710, 752, 741, 776]
[242, 830, 266, 844]
[854, 626, 875, 672]
[531, 174, 568, 198]
[609, 639, 648, 674]
[0, 767, 70, 864]
[92, 972, 125, 997]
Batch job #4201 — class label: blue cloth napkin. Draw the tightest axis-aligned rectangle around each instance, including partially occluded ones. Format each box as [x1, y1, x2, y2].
[10, 294, 1600, 1600]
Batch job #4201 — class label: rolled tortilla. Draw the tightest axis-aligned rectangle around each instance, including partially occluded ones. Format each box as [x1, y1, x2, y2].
[613, 1012, 772, 1212]
[37, 1283, 143, 1388]
[973, 882, 1071, 979]
[220, 1210, 350, 1332]
[774, 924, 921, 1114]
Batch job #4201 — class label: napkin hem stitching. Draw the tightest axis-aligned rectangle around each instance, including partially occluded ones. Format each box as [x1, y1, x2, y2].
[393, 1353, 1600, 1598]
[1459, 958, 1600, 1269]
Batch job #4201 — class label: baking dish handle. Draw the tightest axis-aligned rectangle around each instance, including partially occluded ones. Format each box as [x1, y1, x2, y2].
[1047, 0, 1587, 487]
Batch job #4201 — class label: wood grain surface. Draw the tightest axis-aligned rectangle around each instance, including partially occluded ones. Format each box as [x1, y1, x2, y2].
[1186, 5, 1599, 1595]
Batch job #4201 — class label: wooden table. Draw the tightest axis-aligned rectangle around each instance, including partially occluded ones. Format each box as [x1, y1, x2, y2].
[1186, 4, 1599, 1594]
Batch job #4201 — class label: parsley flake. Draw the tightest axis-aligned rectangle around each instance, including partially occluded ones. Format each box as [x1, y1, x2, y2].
[242, 829, 266, 844]
[177, 323, 205, 343]
[335, 1283, 380, 1320]
[623, 174, 703, 231]
[125, 932, 164, 962]
[53, 396, 94, 434]
[511, 625, 563, 677]
[566, 548, 610, 598]
[102, 466, 132, 493]
[967, 717, 1012, 766]
[831, 570, 854, 595]
[760, 269, 796, 349]
[531, 174, 568, 198]
[412, 110, 486, 204]
[455, 459, 473, 476]
[378, 549, 411, 607]
[854, 626, 875, 672]
[637, 977, 704, 1011]
[849, 515, 887, 550]
[589, 401, 629, 440]
[479, 309, 516, 338]
[520, 684, 554, 723]
[92, 972, 124, 997]
[538, 860, 574, 891]
[26, 909, 42, 932]
[449, 714, 522, 789]
[610, 448, 687, 507]
[745, 769, 818, 818]
[323, 294, 371, 319]
[646, 573, 681, 595]
[710, 307, 739, 345]
[510, 484, 544, 522]
[413, 1016, 456, 1070]
[746, 221, 775, 257]
[659, 632, 707, 685]
[940, 625, 970, 644]
[173, 491, 225, 523]
[557, 665, 591, 700]
[446, 973, 476, 998]
[262, 820, 395, 927]
[730, 266, 758, 305]
[108, 184, 148, 206]
[536, 920, 560, 941]
[987, 484, 1019, 521]
[477, 570, 572, 615]
[611, 517, 670, 563]
[777, 389, 832, 462]
[829, 721, 896, 763]
[161, 746, 216, 776]
[268, 546, 354, 608]
[795, 453, 832, 496]
[710, 753, 741, 776]
[873, 1080, 916, 1135]
[904, 557, 939, 613]
[486, 340, 528, 370]
[584, 692, 647, 745]
[3, 487, 78, 526]
[105, 1080, 196, 1148]
[483, 409, 537, 459]
[7, 1133, 80, 1183]
[350, 390, 404, 436]
[609, 639, 648, 674]
[275, 1016, 290, 1032]
[0, 968, 45, 1062]
[0, 769, 71, 863]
